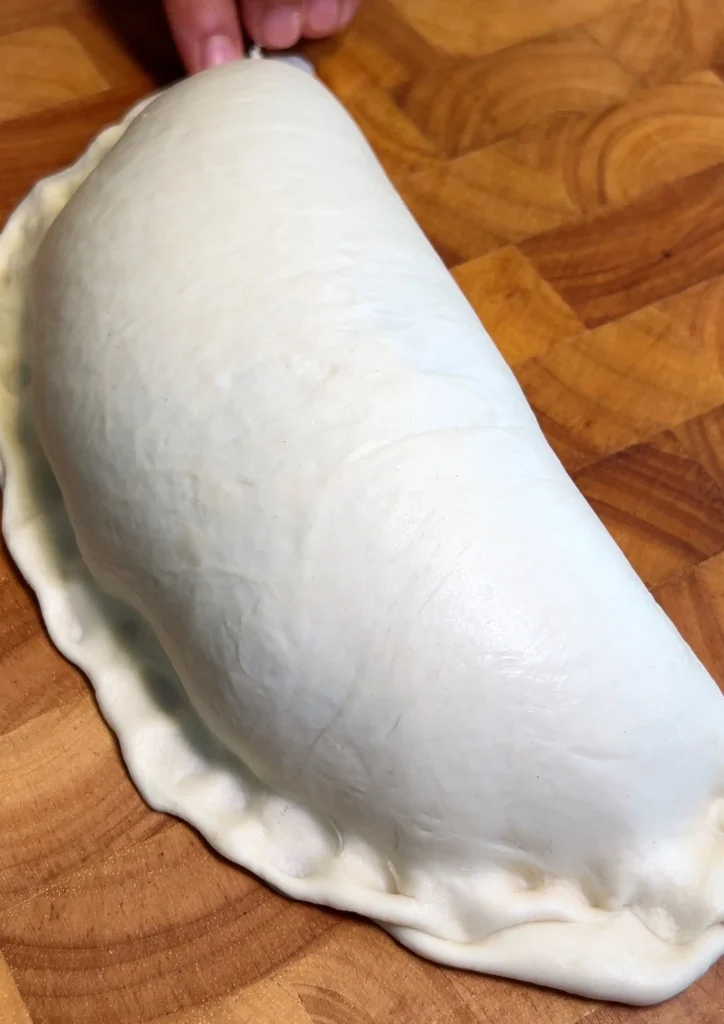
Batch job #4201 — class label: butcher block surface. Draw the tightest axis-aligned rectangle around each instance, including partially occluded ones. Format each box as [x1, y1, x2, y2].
[3, 0, 724, 1021]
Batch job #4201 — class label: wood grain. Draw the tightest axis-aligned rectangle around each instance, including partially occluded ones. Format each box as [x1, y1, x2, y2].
[0, 26, 108, 124]
[452, 246, 585, 365]
[398, 27, 638, 157]
[2, 0, 724, 1021]
[520, 162, 724, 326]
[586, 0, 724, 86]
[390, 0, 633, 56]
[0, 956, 33, 1024]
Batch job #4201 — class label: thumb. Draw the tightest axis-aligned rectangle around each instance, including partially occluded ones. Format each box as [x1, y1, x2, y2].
[241, 0, 305, 49]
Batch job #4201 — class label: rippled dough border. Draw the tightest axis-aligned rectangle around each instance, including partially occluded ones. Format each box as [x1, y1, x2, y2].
[1, 82, 723, 1008]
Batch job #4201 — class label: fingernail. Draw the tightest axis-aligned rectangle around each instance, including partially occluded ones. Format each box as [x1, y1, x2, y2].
[203, 34, 238, 68]
[260, 5, 303, 49]
[306, 0, 339, 35]
[337, 0, 357, 29]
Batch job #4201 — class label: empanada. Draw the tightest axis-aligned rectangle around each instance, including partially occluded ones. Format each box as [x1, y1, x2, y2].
[1, 57, 723, 1005]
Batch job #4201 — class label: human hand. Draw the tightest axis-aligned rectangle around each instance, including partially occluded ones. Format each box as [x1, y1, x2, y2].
[164, 0, 358, 73]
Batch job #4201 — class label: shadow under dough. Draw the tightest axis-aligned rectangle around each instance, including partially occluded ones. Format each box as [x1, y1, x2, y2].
[89, 0, 185, 85]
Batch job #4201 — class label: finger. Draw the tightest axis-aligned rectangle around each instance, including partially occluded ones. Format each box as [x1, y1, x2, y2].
[303, 0, 339, 39]
[302, 0, 358, 40]
[164, 0, 244, 73]
[336, 0, 358, 31]
[242, 0, 304, 50]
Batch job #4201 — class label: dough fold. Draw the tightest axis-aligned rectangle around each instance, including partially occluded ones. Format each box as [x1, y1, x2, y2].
[1, 59, 723, 1004]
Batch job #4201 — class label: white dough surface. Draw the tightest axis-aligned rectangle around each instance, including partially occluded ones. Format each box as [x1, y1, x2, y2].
[1, 58, 724, 1005]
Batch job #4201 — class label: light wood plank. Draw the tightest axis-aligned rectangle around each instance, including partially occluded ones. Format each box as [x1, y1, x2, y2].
[0, 25, 108, 125]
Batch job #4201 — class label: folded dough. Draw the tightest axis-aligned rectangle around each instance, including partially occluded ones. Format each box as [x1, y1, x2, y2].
[1, 58, 724, 1005]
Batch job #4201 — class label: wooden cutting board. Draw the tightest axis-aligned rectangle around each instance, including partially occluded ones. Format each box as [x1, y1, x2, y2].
[2, 0, 724, 1021]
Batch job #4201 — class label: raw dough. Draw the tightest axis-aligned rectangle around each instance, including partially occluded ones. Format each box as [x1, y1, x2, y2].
[1, 58, 724, 1005]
